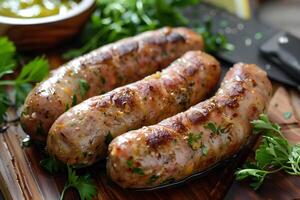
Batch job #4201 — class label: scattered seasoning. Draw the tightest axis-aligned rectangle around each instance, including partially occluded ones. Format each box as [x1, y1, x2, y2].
[255, 32, 263, 40]
[71, 94, 77, 106]
[65, 103, 70, 111]
[147, 175, 159, 184]
[79, 79, 90, 98]
[188, 132, 202, 150]
[104, 131, 113, 145]
[283, 111, 292, 120]
[201, 145, 208, 156]
[127, 159, 144, 176]
[22, 135, 31, 147]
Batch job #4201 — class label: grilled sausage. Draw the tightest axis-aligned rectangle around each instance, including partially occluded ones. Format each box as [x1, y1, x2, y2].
[47, 51, 221, 166]
[107, 63, 272, 188]
[21, 27, 204, 142]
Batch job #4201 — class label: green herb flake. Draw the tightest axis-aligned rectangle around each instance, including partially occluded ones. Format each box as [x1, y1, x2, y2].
[79, 79, 90, 98]
[65, 103, 70, 111]
[283, 111, 292, 120]
[201, 145, 208, 156]
[127, 159, 144, 176]
[204, 122, 231, 137]
[188, 132, 202, 150]
[147, 175, 159, 184]
[72, 94, 77, 107]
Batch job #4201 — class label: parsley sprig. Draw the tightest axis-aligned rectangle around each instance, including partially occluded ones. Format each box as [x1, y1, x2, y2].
[40, 156, 97, 200]
[60, 166, 97, 200]
[0, 37, 49, 123]
[235, 114, 300, 190]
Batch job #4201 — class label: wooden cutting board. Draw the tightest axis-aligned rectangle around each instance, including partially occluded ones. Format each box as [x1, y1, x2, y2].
[0, 55, 300, 200]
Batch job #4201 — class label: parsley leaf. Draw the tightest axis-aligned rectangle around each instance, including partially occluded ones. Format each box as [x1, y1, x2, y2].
[79, 79, 90, 98]
[204, 122, 228, 136]
[126, 159, 145, 175]
[60, 166, 97, 200]
[235, 114, 300, 190]
[0, 37, 49, 123]
[0, 37, 16, 75]
[188, 132, 202, 150]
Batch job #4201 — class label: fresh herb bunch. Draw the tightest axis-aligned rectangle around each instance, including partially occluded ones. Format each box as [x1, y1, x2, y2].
[0, 37, 49, 123]
[63, 0, 200, 59]
[235, 114, 300, 190]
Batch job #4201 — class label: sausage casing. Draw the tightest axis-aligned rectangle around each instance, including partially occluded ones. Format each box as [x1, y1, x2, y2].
[21, 27, 204, 142]
[47, 51, 221, 166]
[107, 63, 272, 188]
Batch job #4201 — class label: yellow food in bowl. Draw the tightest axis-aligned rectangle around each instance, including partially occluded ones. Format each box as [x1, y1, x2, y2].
[0, 0, 81, 18]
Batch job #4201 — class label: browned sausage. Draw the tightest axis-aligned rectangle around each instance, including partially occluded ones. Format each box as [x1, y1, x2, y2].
[21, 27, 204, 142]
[107, 63, 272, 188]
[47, 51, 220, 166]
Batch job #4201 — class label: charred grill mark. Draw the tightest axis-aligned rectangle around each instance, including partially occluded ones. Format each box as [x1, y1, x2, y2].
[90, 50, 113, 65]
[114, 41, 139, 56]
[186, 108, 209, 125]
[167, 32, 186, 43]
[228, 82, 245, 97]
[160, 115, 187, 133]
[143, 35, 167, 46]
[146, 128, 173, 149]
[112, 88, 135, 109]
[184, 64, 200, 77]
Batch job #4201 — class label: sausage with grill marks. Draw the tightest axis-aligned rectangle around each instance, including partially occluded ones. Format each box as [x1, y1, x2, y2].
[21, 27, 204, 142]
[47, 51, 220, 166]
[107, 63, 272, 188]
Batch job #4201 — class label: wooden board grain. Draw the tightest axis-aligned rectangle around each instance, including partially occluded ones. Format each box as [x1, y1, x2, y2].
[1, 57, 300, 200]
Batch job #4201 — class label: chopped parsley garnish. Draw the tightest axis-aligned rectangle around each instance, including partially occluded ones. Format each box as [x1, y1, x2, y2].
[65, 103, 70, 111]
[79, 79, 90, 98]
[72, 94, 77, 106]
[204, 122, 228, 136]
[201, 145, 208, 156]
[187, 132, 202, 150]
[147, 175, 159, 184]
[127, 159, 144, 176]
